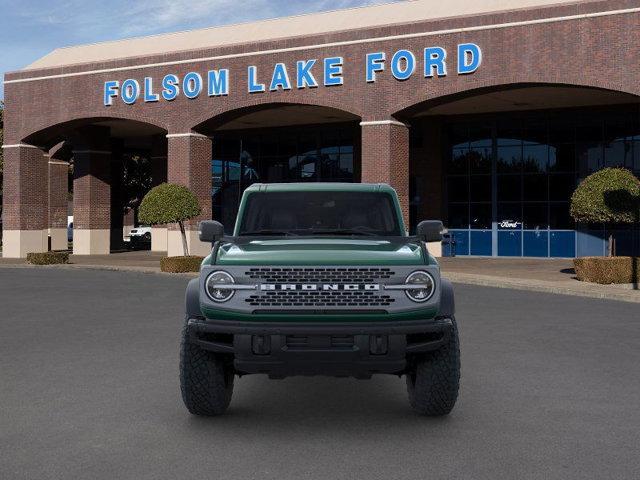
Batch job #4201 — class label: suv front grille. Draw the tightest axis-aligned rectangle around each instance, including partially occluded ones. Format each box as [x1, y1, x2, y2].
[244, 267, 395, 283]
[245, 290, 395, 308]
[244, 267, 397, 308]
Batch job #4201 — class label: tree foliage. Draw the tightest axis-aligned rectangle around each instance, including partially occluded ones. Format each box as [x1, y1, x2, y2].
[138, 183, 202, 256]
[139, 183, 201, 225]
[570, 168, 640, 224]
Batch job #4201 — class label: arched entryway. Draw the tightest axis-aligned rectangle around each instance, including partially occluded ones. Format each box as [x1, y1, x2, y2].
[194, 103, 361, 233]
[398, 84, 640, 258]
[3, 117, 167, 257]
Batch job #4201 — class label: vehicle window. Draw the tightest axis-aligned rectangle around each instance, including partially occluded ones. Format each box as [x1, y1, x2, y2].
[238, 191, 401, 236]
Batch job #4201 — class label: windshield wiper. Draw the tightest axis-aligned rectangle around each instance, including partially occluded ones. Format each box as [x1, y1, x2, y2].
[240, 229, 298, 236]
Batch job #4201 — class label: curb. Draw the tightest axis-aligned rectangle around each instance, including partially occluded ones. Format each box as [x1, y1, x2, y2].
[444, 272, 640, 304]
[0, 263, 198, 277]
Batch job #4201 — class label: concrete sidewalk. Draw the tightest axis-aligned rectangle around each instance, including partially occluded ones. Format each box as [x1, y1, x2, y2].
[0, 251, 172, 275]
[1, 251, 639, 303]
[439, 257, 640, 303]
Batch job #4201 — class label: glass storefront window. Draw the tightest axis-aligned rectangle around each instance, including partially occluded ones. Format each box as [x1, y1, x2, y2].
[450, 148, 469, 174]
[470, 175, 492, 202]
[523, 121, 548, 145]
[496, 120, 522, 146]
[497, 203, 522, 229]
[549, 202, 573, 229]
[470, 147, 492, 173]
[604, 140, 632, 168]
[497, 145, 522, 173]
[211, 123, 359, 231]
[577, 142, 603, 174]
[523, 203, 548, 229]
[549, 144, 575, 172]
[469, 125, 492, 147]
[470, 203, 492, 229]
[523, 144, 548, 173]
[549, 174, 575, 201]
[447, 204, 469, 229]
[634, 142, 640, 171]
[447, 176, 469, 203]
[497, 175, 521, 201]
[444, 106, 640, 257]
[523, 174, 547, 202]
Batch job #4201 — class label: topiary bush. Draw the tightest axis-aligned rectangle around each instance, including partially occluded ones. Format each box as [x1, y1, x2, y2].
[27, 251, 70, 265]
[139, 183, 202, 256]
[574, 256, 639, 284]
[570, 168, 640, 225]
[571, 168, 640, 257]
[160, 256, 204, 273]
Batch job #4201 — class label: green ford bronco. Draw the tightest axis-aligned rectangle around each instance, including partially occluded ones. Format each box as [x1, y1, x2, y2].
[181, 183, 460, 416]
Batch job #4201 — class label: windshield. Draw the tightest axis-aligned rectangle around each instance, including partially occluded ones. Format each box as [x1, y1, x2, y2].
[238, 191, 402, 236]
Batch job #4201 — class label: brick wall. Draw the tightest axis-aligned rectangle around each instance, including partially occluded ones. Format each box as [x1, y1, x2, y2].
[2, 146, 48, 230]
[361, 122, 410, 226]
[48, 160, 68, 229]
[167, 134, 213, 228]
[2, 0, 640, 239]
[5, 0, 640, 146]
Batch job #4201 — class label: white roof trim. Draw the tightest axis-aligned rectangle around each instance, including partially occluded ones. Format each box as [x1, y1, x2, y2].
[5, 6, 638, 86]
[19, 0, 597, 71]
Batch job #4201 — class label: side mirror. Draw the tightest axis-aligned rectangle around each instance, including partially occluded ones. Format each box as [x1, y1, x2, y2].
[198, 220, 225, 243]
[416, 220, 444, 242]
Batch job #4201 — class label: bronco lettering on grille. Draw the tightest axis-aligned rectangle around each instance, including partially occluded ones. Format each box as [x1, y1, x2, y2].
[259, 284, 380, 291]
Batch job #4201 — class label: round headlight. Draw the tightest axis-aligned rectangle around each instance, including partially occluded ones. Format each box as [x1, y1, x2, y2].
[404, 271, 435, 302]
[205, 271, 235, 302]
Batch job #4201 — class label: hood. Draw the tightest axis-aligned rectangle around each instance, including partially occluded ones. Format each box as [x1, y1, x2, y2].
[213, 238, 427, 266]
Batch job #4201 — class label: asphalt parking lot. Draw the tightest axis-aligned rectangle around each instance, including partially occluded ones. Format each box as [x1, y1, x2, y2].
[1, 268, 639, 480]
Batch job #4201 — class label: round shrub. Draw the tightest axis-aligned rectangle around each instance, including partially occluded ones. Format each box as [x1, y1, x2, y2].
[27, 251, 70, 265]
[160, 256, 204, 273]
[139, 183, 202, 226]
[570, 168, 640, 224]
[139, 183, 202, 256]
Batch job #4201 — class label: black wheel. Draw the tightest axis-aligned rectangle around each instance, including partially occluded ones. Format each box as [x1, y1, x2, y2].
[406, 317, 460, 416]
[180, 318, 234, 416]
[144, 232, 151, 241]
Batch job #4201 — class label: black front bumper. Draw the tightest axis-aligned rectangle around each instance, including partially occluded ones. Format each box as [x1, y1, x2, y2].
[187, 317, 453, 378]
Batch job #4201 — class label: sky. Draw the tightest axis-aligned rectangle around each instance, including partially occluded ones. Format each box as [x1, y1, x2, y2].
[0, 0, 401, 100]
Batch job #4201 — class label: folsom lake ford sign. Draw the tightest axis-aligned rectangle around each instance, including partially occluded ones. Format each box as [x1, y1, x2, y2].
[103, 43, 482, 106]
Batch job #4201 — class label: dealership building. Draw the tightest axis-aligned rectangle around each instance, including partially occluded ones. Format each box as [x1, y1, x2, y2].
[3, 0, 640, 258]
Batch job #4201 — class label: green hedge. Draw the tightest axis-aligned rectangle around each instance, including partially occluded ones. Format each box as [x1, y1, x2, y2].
[27, 251, 70, 265]
[160, 256, 204, 273]
[574, 256, 640, 284]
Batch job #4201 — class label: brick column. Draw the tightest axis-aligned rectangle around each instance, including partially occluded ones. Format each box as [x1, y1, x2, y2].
[166, 132, 212, 257]
[150, 134, 168, 252]
[72, 127, 112, 255]
[360, 120, 410, 229]
[48, 158, 69, 251]
[1, 144, 49, 258]
[408, 118, 444, 257]
[110, 146, 125, 251]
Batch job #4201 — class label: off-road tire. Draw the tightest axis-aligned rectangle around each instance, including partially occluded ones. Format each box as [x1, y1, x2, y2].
[406, 317, 460, 416]
[180, 319, 234, 416]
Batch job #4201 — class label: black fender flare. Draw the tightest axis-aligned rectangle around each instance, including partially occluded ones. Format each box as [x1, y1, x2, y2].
[185, 278, 203, 319]
[437, 278, 455, 319]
